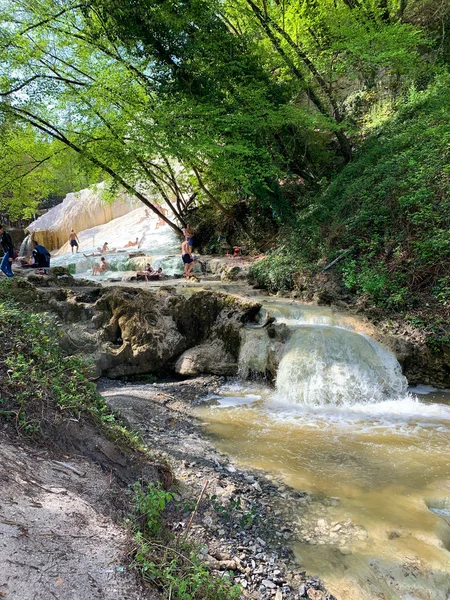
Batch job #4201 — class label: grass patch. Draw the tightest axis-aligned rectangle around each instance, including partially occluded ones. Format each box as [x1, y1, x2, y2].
[0, 287, 147, 454]
[129, 482, 241, 600]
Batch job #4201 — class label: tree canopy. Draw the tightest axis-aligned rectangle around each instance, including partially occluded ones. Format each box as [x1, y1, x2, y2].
[0, 0, 447, 233]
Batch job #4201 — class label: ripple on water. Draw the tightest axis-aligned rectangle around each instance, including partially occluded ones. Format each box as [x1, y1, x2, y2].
[195, 384, 450, 600]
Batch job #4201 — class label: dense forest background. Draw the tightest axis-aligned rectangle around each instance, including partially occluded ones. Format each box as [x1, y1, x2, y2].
[0, 0, 449, 315]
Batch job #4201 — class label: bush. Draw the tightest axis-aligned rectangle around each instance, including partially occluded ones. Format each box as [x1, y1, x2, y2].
[257, 74, 450, 310]
[0, 288, 144, 451]
[130, 483, 241, 600]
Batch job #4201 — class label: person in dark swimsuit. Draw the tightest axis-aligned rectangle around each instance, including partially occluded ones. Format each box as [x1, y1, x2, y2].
[181, 238, 195, 278]
[69, 230, 80, 253]
[136, 263, 155, 281]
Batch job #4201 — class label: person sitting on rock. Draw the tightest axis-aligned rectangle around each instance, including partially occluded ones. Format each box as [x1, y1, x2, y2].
[136, 263, 155, 281]
[32, 241, 51, 268]
[146, 267, 164, 280]
[22, 241, 51, 269]
[98, 242, 110, 253]
[84, 242, 115, 258]
[92, 256, 109, 276]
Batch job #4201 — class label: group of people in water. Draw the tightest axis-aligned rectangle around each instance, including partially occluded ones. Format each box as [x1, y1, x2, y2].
[1, 217, 200, 281]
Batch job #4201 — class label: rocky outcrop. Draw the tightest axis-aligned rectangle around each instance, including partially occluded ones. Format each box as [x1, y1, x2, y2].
[5, 278, 260, 378]
[175, 340, 237, 376]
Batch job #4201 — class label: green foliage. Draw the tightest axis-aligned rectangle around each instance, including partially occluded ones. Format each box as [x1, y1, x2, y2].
[130, 483, 241, 600]
[0, 289, 146, 451]
[0, 121, 99, 220]
[0, 0, 442, 227]
[132, 482, 174, 538]
[432, 277, 450, 307]
[250, 250, 302, 292]
[252, 74, 450, 312]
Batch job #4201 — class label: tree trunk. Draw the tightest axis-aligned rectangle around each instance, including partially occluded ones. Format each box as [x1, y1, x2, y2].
[192, 166, 233, 217]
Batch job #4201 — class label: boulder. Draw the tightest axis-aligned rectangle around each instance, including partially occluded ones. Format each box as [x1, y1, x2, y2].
[18, 285, 261, 378]
[175, 340, 237, 376]
[220, 265, 241, 282]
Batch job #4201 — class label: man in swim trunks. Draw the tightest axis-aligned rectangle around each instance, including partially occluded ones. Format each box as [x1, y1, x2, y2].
[181, 238, 195, 278]
[69, 229, 80, 253]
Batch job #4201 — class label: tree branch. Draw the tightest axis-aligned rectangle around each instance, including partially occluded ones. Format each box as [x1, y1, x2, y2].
[7, 106, 183, 235]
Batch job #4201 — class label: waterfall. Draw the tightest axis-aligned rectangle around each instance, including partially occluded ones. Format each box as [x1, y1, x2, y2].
[238, 304, 408, 406]
[19, 234, 33, 258]
[27, 183, 140, 251]
[274, 326, 407, 405]
[49, 205, 182, 277]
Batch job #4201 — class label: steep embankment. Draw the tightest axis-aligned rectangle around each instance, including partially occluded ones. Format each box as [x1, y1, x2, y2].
[250, 77, 450, 386]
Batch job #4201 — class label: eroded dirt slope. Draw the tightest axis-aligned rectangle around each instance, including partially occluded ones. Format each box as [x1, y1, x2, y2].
[0, 432, 160, 600]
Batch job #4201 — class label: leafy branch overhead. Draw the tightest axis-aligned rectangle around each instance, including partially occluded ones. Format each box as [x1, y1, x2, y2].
[1, 0, 441, 225]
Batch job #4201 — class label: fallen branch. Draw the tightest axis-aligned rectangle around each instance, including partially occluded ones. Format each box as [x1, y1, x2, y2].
[52, 460, 86, 477]
[322, 248, 353, 272]
[183, 480, 209, 540]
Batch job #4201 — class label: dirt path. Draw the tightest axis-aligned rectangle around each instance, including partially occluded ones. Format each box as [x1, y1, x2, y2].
[0, 433, 159, 600]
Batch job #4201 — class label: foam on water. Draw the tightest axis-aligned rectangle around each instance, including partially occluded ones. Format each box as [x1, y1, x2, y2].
[201, 383, 450, 436]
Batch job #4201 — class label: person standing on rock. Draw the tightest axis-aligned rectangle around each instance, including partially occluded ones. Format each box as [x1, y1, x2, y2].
[69, 229, 80, 254]
[181, 237, 195, 278]
[0, 223, 15, 278]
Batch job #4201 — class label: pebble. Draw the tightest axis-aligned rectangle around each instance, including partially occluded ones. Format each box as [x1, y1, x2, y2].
[262, 579, 277, 589]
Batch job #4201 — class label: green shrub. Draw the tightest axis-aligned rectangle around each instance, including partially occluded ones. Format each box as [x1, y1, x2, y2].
[0, 291, 145, 452]
[130, 483, 241, 600]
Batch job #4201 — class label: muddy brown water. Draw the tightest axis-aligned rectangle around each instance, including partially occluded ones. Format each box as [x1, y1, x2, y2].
[194, 384, 450, 600]
[191, 297, 450, 600]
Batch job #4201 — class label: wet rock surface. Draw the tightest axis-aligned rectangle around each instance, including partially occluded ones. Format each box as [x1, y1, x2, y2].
[4, 278, 260, 379]
[100, 377, 337, 600]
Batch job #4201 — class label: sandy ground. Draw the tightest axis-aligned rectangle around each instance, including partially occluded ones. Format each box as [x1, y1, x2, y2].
[0, 433, 159, 600]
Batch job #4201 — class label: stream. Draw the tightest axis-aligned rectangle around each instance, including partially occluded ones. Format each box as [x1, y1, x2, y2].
[33, 199, 450, 598]
[193, 299, 450, 600]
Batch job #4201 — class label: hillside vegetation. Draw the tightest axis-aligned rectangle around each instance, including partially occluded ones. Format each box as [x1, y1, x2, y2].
[251, 75, 450, 318]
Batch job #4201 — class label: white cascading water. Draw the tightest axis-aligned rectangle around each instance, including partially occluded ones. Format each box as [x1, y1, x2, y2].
[19, 234, 33, 258]
[274, 326, 407, 405]
[239, 303, 408, 406]
[50, 206, 181, 276]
